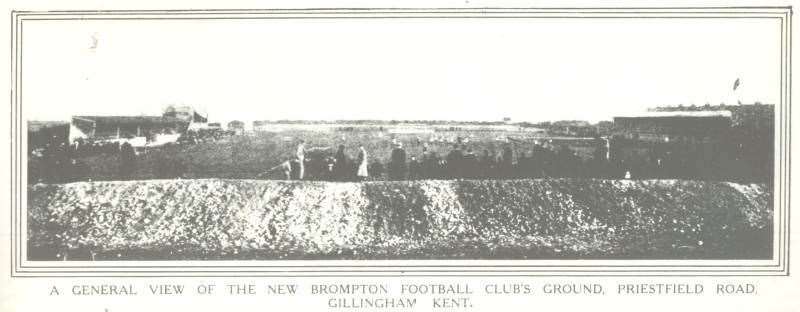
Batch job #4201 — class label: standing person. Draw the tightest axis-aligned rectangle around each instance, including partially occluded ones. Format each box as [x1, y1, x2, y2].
[479, 149, 493, 178]
[501, 144, 514, 178]
[389, 142, 407, 180]
[462, 147, 478, 178]
[295, 140, 306, 180]
[370, 160, 386, 181]
[420, 144, 430, 178]
[422, 149, 440, 179]
[323, 156, 336, 181]
[446, 144, 464, 178]
[118, 142, 136, 180]
[334, 144, 349, 181]
[518, 150, 533, 178]
[408, 155, 422, 180]
[356, 145, 369, 181]
[532, 142, 548, 178]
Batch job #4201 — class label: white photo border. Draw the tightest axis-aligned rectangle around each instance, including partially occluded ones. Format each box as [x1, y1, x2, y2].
[9, 7, 793, 277]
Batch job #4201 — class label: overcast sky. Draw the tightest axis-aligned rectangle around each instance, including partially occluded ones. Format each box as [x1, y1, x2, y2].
[22, 17, 781, 124]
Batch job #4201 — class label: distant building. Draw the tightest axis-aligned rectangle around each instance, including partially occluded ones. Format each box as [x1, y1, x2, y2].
[227, 120, 245, 134]
[646, 103, 774, 182]
[549, 120, 597, 137]
[253, 120, 269, 131]
[163, 105, 207, 123]
[250, 120, 536, 133]
[608, 104, 773, 181]
[613, 111, 733, 142]
[69, 116, 189, 146]
[164, 105, 213, 132]
[649, 103, 773, 133]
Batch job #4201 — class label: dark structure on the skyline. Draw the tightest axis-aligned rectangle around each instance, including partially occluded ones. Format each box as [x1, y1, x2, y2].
[69, 116, 189, 142]
[613, 111, 732, 142]
[609, 104, 774, 182]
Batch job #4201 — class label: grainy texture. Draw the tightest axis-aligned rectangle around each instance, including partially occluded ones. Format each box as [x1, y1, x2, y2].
[27, 179, 772, 260]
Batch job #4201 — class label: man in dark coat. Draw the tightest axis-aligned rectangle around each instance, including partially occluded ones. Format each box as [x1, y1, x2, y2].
[322, 156, 336, 181]
[500, 144, 514, 178]
[462, 148, 478, 178]
[118, 142, 136, 180]
[408, 155, 422, 180]
[422, 148, 440, 179]
[334, 144, 349, 181]
[389, 142, 407, 180]
[446, 144, 464, 178]
[479, 149, 494, 178]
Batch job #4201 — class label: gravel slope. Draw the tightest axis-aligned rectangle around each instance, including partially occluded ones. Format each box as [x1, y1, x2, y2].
[27, 179, 772, 260]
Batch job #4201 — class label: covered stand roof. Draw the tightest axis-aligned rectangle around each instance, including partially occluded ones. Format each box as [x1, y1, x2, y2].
[613, 111, 732, 119]
[72, 115, 189, 127]
[71, 116, 190, 140]
[612, 110, 733, 138]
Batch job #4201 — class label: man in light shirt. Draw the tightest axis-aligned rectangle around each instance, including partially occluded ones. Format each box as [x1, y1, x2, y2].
[296, 140, 306, 180]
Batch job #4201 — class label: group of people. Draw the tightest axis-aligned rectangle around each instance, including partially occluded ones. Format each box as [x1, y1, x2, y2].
[261, 139, 607, 181]
[261, 140, 371, 181]
[29, 142, 88, 183]
[29, 140, 137, 183]
[30, 132, 766, 184]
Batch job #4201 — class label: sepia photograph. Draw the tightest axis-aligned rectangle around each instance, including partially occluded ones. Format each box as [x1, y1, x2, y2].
[20, 9, 780, 262]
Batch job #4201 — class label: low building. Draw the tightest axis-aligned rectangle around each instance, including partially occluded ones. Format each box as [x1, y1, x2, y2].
[251, 121, 542, 133]
[227, 120, 245, 134]
[164, 106, 214, 131]
[69, 115, 189, 146]
[613, 111, 733, 142]
[163, 105, 207, 123]
[609, 110, 740, 180]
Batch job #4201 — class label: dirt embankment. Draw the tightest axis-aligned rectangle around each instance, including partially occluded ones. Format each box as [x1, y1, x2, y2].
[27, 179, 772, 260]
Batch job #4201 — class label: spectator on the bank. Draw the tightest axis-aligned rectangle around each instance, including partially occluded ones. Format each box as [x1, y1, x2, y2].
[446, 144, 464, 178]
[389, 142, 407, 180]
[369, 160, 385, 181]
[500, 144, 514, 177]
[296, 140, 306, 180]
[71, 140, 81, 155]
[419, 144, 430, 177]
[517, 149, 533, 178]
[334, 144, 349, 181]
[462, 148, 478, 178]
[408, 155, 422, 180]
[118, 142, 136, 180]
[322, 155, 336, 181]
[479, 149, 494, 178]
[356, 145, 369, 181]
[422, 149, 441, 179]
